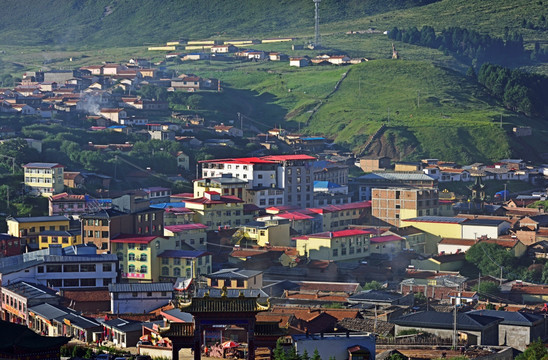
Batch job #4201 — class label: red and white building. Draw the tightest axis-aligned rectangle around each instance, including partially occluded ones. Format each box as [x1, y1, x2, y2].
[200, 155, 316, 208]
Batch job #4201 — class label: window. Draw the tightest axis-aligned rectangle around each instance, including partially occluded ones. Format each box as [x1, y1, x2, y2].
[101, 242, 108, 250]
[162, 267, 169, 276]
[81, 264, 96, 272]
[102, 278, 112, 286]
[62, 237, 69, 244]
[211, 279, 218, 287]
[128, 243, 135, 250]
[63, 264, 79, 272]
[132, 292, 138, 297]
[49, 279, 62, 287]
[236, 279, 245, 287]
[117, 252, 124, 261]
[95, 231, 100, 238]
[147, 292, 152, 297]
[102, 231, 108, 238]
[81, 278, 96, 287]
[49, 226, 55, 231]
[39, 226, 45, 232]
[63, 279, 79, 287]
[140, 265, 148, 274]
[103, 263, 112, 272]
[46, 265, 62, 272]
[128, 265, 135, 273]
[332, 249, 338, 257]
[174, 258, 181, 265]
[173, 268, 181, 277]
[128, 253, 135, 261]
[162, 258, 169, 265]
[140, 254, 147, 261]
[37, 266, 44, 273]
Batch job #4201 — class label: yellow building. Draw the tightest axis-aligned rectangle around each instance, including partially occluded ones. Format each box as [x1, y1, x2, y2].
[157, 250, 211, 281]
[294, 229, 372, 262]
[193, 175, 247, 199]
[183, 191, 257, 230]
[7, 215, 70, 247]
[23, 162, 64, 197]
[400, 216, 465, 239]
[205, 268, 263, 289]
[369, 235, 404, 255]
[38, 230, 82, 249]
[309, 202, 372, 232]
[235, 216, 291, 247]
[111, 234, 171, 283]
[164, 223, 208, 251]
[148, 46, 177, 51]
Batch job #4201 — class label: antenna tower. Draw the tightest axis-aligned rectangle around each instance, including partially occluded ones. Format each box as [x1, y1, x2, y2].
[313, 0, 321, 48]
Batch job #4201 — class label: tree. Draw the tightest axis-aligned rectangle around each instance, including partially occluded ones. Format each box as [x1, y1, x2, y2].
[273, 338, 287, 360]
[466, 66, 476, 80]
[465, 243, 514, 278]
[515, 338, 547, 360]
[301, 350, 310, 360]
[472, 282, 500, 298]
[363, 280, 383, 290]
[311, 349, 321, 360]
[287, 346, 301, 360]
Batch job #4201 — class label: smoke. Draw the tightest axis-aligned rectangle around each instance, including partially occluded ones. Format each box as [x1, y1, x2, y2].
[78, 92, 103, 115]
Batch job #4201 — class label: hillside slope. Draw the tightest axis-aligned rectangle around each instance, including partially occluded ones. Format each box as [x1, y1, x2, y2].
[305, 60, 546, 163]
[0, 0, 435, 47]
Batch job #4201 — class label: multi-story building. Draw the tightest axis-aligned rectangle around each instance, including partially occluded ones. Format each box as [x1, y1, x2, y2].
[0, 244, 118, 291]
[372, 187, 439, 227]
[111, 234, 170, 283]
[308, 201, 372, 232]
[81, 194, 164, 252]
[157, 250, 212, 281]
[164, 223, 208, 251]
[1, 281, 60, 325]
[23, 162, 64, 197]
[38, 230, 81, 249]
[0, 234, 24, 258]
[236, 216, 291, 247]
[182, 191, 255, 230]
[193, 174, 248, 199]
[49, 193, 88, 217]
[294, 229, 373, 261]
[351, 171, 437, 201]
[6, 215, 71, 248]
[200, 155, 316, 208]
[312, 160, 349, 185]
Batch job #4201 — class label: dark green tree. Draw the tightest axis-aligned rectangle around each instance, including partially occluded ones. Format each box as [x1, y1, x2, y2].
[311, 349, 321, 360]
[515, 338, 547, 360]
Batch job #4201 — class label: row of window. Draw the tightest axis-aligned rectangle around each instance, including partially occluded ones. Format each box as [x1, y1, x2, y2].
[37, 263, 112, 273]
[205, 219, 250, 227]
[40, 236, 72, 244]
[47, 278, 111, 287]
[116, 243, 148, 251]
[162, 267, 190, 277]
[84, 219, 108, 226]
[161, 256, 209, 266]
[23, 225, 66, 234]
[259, 198, 283, 206]
[3, 293, 26, 313]
[332, 246, 367, 257]
[25, 168, 59, 174]
[127, 265, 148, 274]
[85, 230, 109, 238]
[25, 177, 52, 183]
[137, 213, 157, 222]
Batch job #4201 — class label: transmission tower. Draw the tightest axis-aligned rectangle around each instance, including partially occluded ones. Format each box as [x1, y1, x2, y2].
[313, 0, 321, 48]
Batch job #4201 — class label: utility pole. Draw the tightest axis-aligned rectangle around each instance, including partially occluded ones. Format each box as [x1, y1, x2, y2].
[452, 303, 457, 349]
[387, 108, 390, 122]
[417, 90, 420, 108]
[500, 114, 503, 128]
[6, 185, 9, 212]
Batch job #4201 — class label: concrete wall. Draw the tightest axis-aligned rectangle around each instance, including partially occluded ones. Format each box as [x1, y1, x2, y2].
[394, 324, 499, 346]
[499, 324, 531, 351]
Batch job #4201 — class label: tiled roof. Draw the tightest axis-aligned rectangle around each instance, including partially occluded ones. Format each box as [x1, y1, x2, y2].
[23, 162, 64, 169]
[348, 290, 405, 303]
[157, 250, 210, 258]
[109, 283, 173, 293]
[3, 281, 58, 299]
[270, 306, 359, 322]
[297, 281, 361, 294]
[164, 223, 207, 232]
[61, 289, 110, 302]
[370, 235, 403, 243]
[511, 284, 548, 295]
[8, 215, 69, 223]
[403, 216, 467, 224]
[392, 311, 501, 331]
[179, 293, 269, 313]
[206, 268, 262, 279]
[111, 234, 163, 244]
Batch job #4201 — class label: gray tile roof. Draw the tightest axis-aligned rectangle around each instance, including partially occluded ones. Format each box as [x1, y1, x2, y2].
[206, 268, 262, 279]
[359, 172, 435, 181]
[468, 310, 543, 326]
[8, 215, 69, 223]
[392, 311, 501, 331]
[108, 283, 174, 293]
[3, 281, 58, 300]
[29, 303, 70, 320]
[348, 290, 405, 303]
[162, 308, 193, 322]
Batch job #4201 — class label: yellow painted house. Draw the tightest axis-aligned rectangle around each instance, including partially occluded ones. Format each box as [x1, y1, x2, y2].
[182, 191, 256, 230]
[400, 216, 466, 239]
[111, 234, 171, 283]
[7, 215, 70, 247]
[164, 223, 208, 251]
[193, 175, 247, 199]
[23, 162, 64, 197]
[157, 250, 212, 281]
[38, 230, 82, 249]
[294, 229, 373, 262]
[235, 216, 291, 247]
[205, 268, 263, 290]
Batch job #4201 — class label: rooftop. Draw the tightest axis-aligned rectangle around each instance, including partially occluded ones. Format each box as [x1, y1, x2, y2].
[23, 162, 64, 169]
[108, 283, 174, 293]
[403, 216, 468, 224]
[158, 250, 210, 258]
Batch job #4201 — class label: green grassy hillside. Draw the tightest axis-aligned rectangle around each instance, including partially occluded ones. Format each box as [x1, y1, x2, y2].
[304, 60, 536, 163]
[0, 0, 434, 48]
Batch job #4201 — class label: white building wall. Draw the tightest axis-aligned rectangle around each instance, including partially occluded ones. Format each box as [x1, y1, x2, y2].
[111, 291, 172, 314]
[438, 243, 472, 255]
[462, 225, 501, 240]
